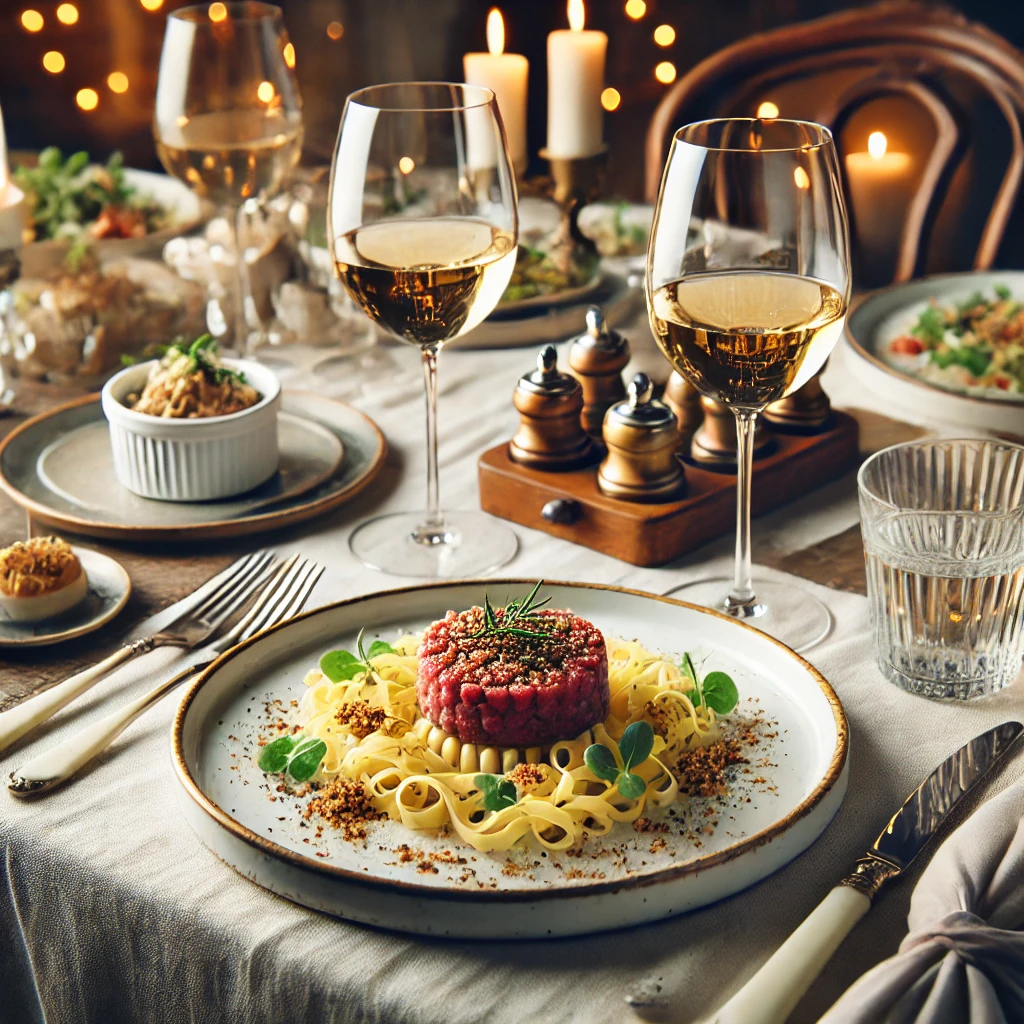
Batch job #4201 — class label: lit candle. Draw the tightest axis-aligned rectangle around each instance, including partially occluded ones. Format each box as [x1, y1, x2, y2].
[0, 104, 26, 250]
[844, 131, 914, 271]
[463, 8, 529, 175]
[546, 0, 607, 158]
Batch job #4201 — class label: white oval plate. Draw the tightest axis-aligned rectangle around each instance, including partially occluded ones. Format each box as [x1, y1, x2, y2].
[173, 580, 848, 939]
[0, 546, 130, 647]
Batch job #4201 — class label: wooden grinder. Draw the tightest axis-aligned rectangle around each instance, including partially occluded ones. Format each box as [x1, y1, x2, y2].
[568, 305, 630, 436]
[509, 345, 595, 470]
[598, 373, 685, 502]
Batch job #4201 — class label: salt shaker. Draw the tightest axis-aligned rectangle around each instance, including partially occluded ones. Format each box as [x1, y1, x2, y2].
[598, 373, 685, 502]
[509, 345, 595, 470]
[568, 306, 629, 436]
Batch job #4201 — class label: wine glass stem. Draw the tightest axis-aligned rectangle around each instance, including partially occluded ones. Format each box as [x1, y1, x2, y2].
[419, 345, 446, 538]
[221, 204, 253, 355]
[729, 409, 758, 609]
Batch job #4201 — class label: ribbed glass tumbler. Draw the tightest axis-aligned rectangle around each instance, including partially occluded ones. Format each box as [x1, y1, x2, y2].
[859, 439, 1024, 700]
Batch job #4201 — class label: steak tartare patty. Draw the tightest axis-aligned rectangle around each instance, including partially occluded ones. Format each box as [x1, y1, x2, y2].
[416, 606, 609, 747]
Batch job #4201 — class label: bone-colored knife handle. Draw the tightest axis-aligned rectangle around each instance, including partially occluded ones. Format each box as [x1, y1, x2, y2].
[708, 885, 871, 1024]
[8, 662, 201, 796]
[0, 641, 147, 753]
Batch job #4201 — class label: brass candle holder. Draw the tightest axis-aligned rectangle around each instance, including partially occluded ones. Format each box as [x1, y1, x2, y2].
[538, 146, 606, 280]
[764, 366, 833, 433]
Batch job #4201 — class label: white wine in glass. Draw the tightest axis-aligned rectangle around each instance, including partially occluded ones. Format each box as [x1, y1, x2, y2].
[154, 2, 303, 354]
[647, 119, 851, 651]
[328, 83, 519, 578]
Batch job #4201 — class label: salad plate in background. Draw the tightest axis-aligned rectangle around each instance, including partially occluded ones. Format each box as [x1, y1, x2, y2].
[14, 149, 204, 277]
[844, 271, 1024, 433]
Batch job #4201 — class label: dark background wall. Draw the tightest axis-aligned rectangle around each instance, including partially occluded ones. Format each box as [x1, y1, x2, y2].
[2, 0, 1023, 201]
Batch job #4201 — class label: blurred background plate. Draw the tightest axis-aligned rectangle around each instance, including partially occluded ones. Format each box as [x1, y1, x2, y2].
[844, 270, 1024, 434]
[18, 168, 206, 279]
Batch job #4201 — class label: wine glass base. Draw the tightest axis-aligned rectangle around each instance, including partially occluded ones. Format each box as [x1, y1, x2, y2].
[349, 510, 518, 578]
[664, 577, 832, 652]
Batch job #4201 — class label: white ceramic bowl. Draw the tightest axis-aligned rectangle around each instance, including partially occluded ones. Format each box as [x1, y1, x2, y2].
[101, 358, 281, 502]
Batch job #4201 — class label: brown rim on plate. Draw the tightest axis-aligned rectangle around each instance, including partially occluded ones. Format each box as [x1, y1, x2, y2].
[0, 391, 388, 542]
[0, 546, 131, 647]
[172, 578, 849, 902]
[844, 272, 1024, 410]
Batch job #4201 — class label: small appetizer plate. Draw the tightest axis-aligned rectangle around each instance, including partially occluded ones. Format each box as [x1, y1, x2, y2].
[173, 580, 849, 939]
[0, 546, 130, 648]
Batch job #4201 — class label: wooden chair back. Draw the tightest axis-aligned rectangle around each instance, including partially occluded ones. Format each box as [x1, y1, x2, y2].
[644, 2, 1024, 283]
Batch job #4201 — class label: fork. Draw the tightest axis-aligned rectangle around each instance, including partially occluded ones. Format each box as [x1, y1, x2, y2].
[8, 555, 323, 796]
[0, 549, 277, 754]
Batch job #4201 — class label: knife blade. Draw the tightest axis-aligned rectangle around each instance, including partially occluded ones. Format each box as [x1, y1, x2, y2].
[692, 720, 1024, 1024]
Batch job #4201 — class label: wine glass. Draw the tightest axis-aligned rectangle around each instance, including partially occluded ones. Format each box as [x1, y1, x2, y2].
[154, 2, 303, 355]
[646, 119, 851, 651]
[328, 82, 519, 577]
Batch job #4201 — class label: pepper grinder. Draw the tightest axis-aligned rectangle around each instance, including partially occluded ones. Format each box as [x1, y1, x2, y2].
[764, 365, 833, 433]
[598, 373, 685, 502]
[690, 396, 774, 468]
[509, 345, 595, 470]
[568, 306, 629, 437]
[663, 370, 703, 453]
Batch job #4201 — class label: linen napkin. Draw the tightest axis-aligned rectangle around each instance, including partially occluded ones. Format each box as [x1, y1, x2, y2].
[819, 775, 1024, 1024]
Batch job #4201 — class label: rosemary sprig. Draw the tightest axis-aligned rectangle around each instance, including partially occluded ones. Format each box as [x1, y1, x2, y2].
[470, 580, 553, 640]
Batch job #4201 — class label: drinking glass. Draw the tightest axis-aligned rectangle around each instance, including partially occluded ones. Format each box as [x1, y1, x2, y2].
[328, 82, 519, 577]
[860, 439, 1024, 700]
[154, 2, 303, 354]
[646, 119, 851, 651]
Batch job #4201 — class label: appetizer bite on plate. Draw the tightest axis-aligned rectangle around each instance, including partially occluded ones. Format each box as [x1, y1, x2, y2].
[0, 536, 88, 622]
[257, 584, 744, 854]
[102, 333, 281, 501]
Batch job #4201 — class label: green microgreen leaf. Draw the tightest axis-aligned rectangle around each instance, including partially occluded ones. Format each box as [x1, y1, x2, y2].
[257, 734, 299, 773]
[617, 771, 647, 800]
[995, 284, 1012, 301]
[474, 774, 518, 812]
[366, 639, 397, 660]
[319, 649, 364, 682]
[286, 737, 327, 782]
[618, 720, 655, 771]
[701, 671, 739, 715]
[584, 743, 621, 783]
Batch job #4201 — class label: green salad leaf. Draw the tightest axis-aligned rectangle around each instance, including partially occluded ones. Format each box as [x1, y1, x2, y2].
[911, 304, 946, 345]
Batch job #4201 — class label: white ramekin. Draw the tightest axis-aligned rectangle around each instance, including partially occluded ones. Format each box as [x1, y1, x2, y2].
[101, 358, 281, 502]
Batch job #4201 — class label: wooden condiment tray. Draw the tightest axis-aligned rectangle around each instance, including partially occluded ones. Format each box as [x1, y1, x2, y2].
[478, 411, 859, 567]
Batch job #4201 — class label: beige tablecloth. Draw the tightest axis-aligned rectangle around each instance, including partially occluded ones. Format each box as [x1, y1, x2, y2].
[2, 336, 1022, 1024]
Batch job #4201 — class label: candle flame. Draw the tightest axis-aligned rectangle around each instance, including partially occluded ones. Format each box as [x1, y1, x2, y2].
[568, 0, 585, 32]
[486, 8, 504, 55]
[868, 131, 887, 160]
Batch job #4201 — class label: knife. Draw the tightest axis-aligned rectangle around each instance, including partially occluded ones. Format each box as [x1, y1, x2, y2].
[702, 720, 1024, 1024]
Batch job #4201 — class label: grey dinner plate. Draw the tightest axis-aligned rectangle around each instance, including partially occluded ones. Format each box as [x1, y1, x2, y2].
[0, 546, 130, 647]
[0, 393, 387, 542]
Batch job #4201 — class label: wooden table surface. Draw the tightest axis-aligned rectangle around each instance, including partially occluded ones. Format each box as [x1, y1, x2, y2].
[0, 382, 926, 709]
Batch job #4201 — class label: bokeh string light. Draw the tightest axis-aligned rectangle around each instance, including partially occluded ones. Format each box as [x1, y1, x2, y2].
[20, 9, 44, 32]
[42, 51, 66, 74]
[56, 4, 78, 25]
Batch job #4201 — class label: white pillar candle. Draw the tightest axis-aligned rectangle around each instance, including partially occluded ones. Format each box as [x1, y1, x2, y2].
[0, 104, 25, 250]
[546, 0, 607, 159]
[844, 131, 914, 272]
[463, 8, 529, 175]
